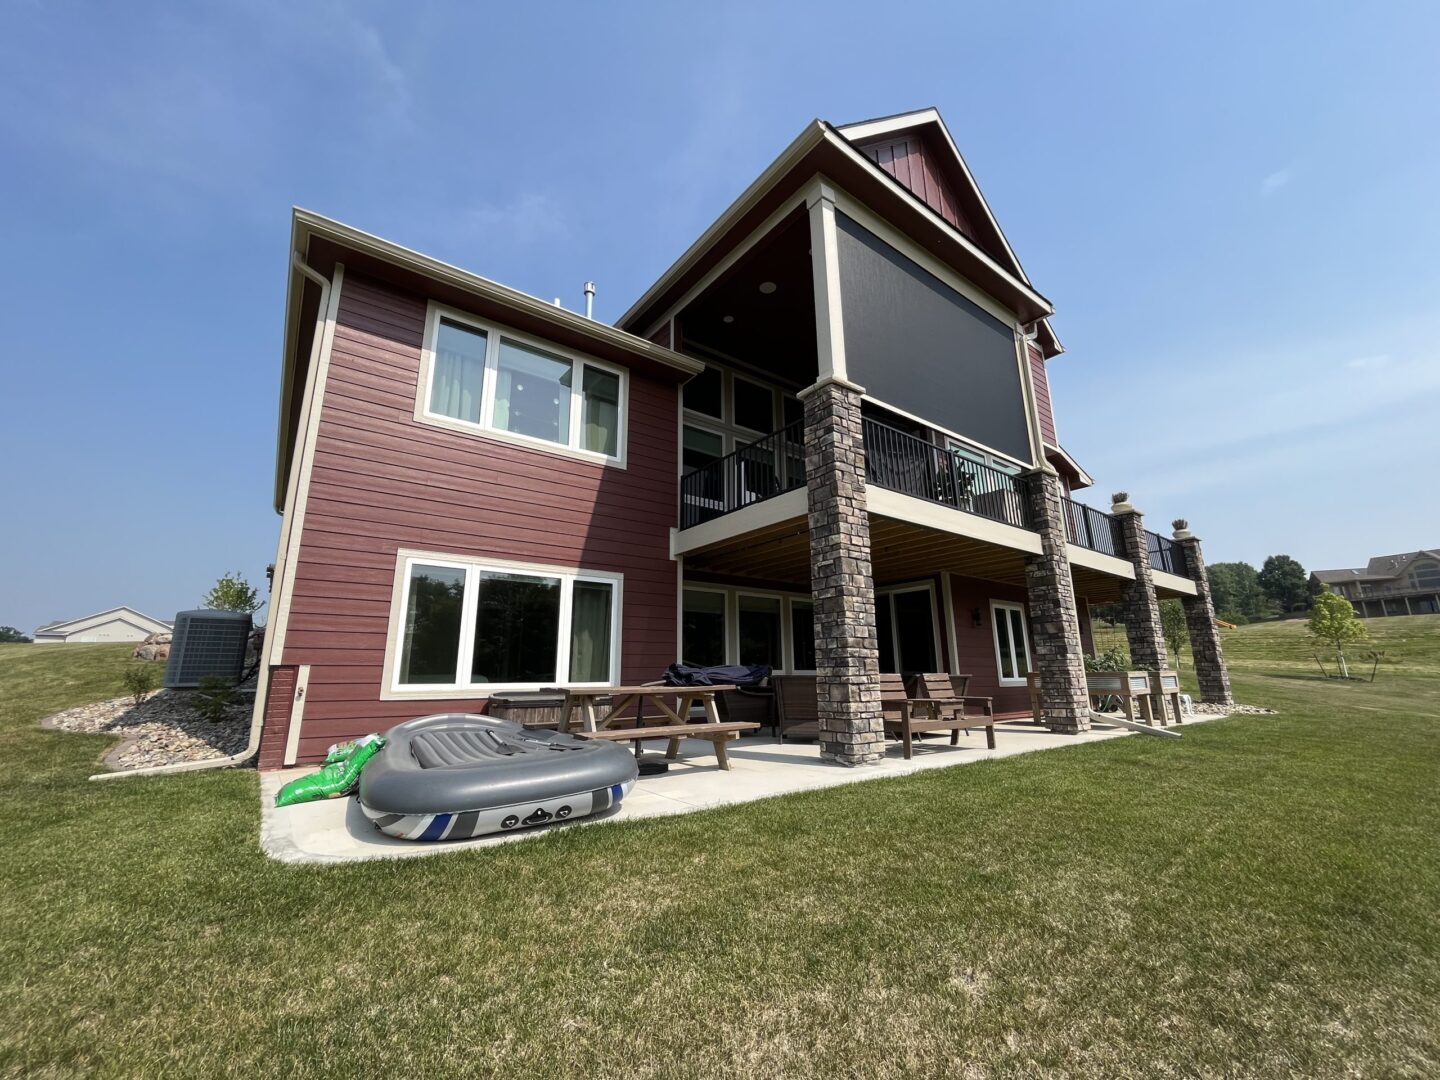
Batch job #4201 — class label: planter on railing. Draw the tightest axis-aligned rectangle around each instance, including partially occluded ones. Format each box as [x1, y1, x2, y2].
[678, 420, 805, 529]
[1062, 497, 1122, 557]
[861, 418, 1033, 530]
[1147, 530, 1187, 576]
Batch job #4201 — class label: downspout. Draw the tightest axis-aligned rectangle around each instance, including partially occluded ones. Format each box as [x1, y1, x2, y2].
[91, 254, 333, 781]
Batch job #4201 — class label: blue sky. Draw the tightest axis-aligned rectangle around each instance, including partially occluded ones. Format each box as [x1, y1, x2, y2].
[2, 1, 1438, 633]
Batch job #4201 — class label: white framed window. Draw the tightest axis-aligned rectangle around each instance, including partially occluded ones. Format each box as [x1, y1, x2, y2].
[417, 303, 628, 465]
[677, 582, 814, 674]
[384, 550, 622, 697]
[990, 600, 1031, 685]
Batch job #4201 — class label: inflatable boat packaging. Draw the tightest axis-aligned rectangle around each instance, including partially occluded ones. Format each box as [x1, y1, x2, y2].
[358, 714, 638, 841]
[274, 734, 386, 807]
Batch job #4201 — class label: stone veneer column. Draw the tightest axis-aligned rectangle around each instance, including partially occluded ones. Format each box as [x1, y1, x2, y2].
[1172, 524, 1234, 705]
[799, 376, 885, 766]
[1022, 468, 1092, 733]
[1110, 497, 1169, 670]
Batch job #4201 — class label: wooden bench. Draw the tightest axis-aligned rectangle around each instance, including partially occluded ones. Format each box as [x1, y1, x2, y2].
[584, 721, 760, 770]
[880, 674, 996, 759]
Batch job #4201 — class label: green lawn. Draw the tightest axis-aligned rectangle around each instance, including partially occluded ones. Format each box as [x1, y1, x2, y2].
[2, 632, 1438, 1078]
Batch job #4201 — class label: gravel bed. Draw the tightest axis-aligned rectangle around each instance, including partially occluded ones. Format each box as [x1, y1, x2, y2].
[42, 686, 254, 771]
[1192, 702, 1276, 716]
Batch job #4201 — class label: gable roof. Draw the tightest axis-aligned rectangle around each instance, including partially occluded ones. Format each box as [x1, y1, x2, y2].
[1311, 549, 1440, 584]
[34, 606, 172, 636]
[618, 112, 1055, 339]
[837, 109, 1064, 360]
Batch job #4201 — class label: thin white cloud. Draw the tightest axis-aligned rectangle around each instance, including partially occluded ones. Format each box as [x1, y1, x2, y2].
[1261, 168, 1294, 195]
[1345, 354, 1391, 370]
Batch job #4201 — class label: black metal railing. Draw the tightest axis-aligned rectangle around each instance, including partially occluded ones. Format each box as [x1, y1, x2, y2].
[678, 420, 805, 529]
[862, 418, 1033, 530]
[1062, 497, 1123, 557]
[1147, 530, 1187, 576]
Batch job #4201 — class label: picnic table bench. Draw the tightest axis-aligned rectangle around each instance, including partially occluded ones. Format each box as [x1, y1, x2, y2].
[553, 685, 760, 771]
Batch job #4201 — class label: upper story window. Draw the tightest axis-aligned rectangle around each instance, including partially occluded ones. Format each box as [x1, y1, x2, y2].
[1409, 561, 1440, 590]
[418, 305, 627, 465]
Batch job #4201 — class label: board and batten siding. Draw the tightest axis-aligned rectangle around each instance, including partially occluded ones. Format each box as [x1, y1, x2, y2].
[1028, 341, 1057, 447]
[264, 272, 681, 766]
[859, 136, 974, 239]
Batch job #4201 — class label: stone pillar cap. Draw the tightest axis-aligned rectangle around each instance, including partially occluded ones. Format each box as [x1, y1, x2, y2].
[798, 374, 866, 400]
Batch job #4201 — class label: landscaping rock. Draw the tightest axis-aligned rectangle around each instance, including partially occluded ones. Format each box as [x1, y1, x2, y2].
[41, 687, 252, 772]
[132, 631, 171, 661]
[1192, 702, 1275, 716]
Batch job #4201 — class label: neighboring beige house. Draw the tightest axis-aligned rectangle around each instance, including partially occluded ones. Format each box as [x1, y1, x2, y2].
[1311, 549, 1440, 618]
[32, 607, 172, 644]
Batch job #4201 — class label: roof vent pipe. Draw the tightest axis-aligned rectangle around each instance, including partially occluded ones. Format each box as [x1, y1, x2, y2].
[584, 281, 596, 319]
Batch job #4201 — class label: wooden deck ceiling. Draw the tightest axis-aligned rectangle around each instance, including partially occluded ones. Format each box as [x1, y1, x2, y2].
[682, 511, 1134, 599]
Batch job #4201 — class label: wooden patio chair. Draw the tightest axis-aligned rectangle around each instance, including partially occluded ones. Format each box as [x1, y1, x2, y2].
[772, 675, 820, 742]
[909, 673, 996, 729]
[880, 673, 997, 759]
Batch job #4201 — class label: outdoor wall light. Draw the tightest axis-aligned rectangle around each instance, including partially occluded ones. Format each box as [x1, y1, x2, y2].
[971, 607, 983, 627]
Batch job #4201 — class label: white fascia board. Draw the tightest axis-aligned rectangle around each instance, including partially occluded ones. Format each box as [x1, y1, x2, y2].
[670, 489, 809, 557]
[1152, 570, 1199, 597]
[1066, 544, 1135, 579]
[865, 486, 1043, 555]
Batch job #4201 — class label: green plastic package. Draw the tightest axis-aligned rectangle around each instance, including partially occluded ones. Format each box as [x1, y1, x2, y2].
[322, 734, 381, 765]
[275, 734, 386, 807]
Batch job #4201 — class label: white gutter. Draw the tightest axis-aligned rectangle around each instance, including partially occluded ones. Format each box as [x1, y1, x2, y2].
[91, 253, 335, 783]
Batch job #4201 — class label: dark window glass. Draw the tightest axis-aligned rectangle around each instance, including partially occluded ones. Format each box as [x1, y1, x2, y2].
[682, 589, 726, 666]
[783, 395, 803, 428]
[398, 564, 466, 684]
[892, 590, 937, 673]
[682, 426, 724, 473]
[737, 595, 782, 667]
[470, 572, 560, 683]
[876, 595, 897, 674]
[733, 378, 775, 432]
[683, 365, 723, 418]
[790, 601, 815, 671]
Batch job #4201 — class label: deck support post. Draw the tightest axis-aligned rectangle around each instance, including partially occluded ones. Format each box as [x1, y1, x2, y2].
[800, 376, 885, 766]
[1111, 499, 1169, 670]
[1022, 468, 1091, 733]
[1172, 526, 1234, 705]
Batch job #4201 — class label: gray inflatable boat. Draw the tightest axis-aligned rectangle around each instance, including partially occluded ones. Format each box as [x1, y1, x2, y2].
[358, 714, 638, 841]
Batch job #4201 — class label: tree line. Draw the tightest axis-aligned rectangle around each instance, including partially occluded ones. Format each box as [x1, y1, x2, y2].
[1094, 553, 1314, 628]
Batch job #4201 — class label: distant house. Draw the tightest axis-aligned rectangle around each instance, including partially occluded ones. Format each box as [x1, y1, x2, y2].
[1311, 550, 1440, 618]
[32, 607, 173, 644]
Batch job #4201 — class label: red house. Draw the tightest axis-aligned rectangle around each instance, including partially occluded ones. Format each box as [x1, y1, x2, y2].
[255, 108, 1232, 769]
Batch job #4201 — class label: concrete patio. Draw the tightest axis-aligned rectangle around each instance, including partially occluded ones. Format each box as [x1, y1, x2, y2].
[260, 712, 1220, 864]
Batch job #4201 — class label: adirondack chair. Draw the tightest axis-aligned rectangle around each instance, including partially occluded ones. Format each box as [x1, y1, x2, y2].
[879, 673, 997, 759]
[908, 673, 995, 729]
[772, 674, 820, 741]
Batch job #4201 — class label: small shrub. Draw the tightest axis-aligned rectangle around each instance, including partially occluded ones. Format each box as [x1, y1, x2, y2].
[1085, 645, 1132, 672]
[121, 664, 159, 706]
[194, 676, 237, 722]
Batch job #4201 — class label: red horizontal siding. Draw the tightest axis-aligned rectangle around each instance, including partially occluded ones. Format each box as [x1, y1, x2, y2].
[256, 666, 298, 771]
[946, 574, 1034, 714]
[1029, 342, 1057, 447]
[272, 272, 680, 765]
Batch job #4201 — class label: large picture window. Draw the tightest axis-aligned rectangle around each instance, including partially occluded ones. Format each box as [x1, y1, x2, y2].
[990, 600, 1031, 685]
[419, 306, 627, 463]
[390, 553, 621, 694]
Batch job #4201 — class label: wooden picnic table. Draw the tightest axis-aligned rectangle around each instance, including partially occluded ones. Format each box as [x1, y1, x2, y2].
[551, 685, 758, 771]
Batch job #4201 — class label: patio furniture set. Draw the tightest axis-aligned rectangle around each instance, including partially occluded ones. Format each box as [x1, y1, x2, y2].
[532, 672, 997, 773]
